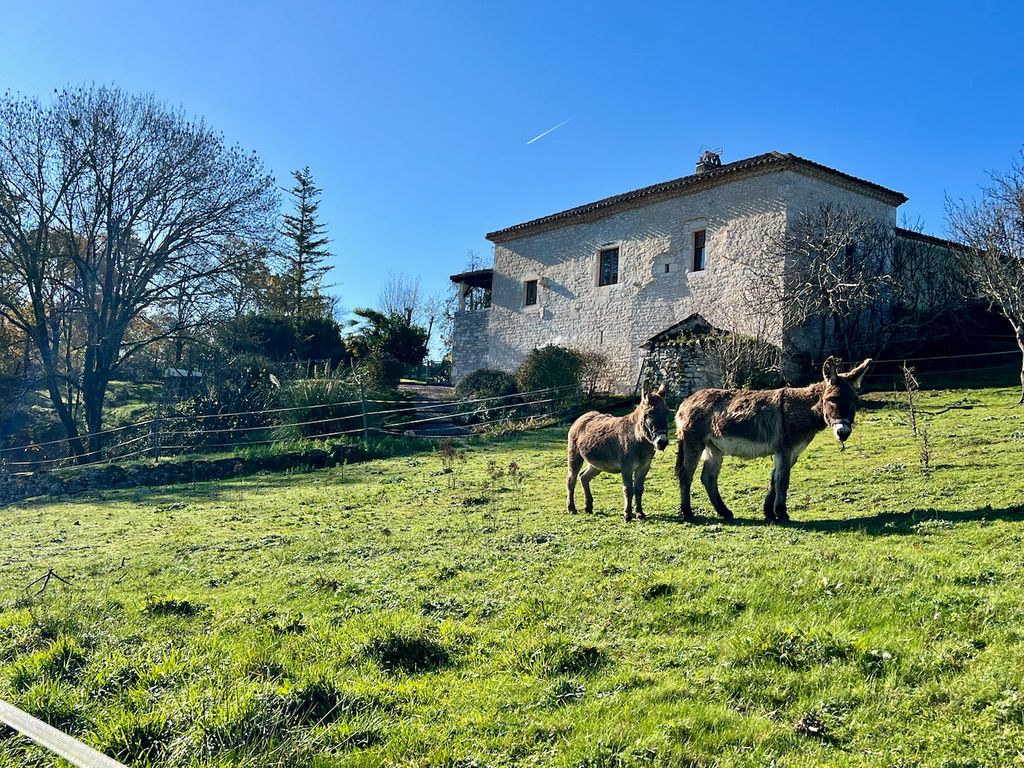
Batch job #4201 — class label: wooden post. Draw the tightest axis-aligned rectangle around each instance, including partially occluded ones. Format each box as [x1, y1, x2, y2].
[152, 400, 163, 462]
[351, 359, 369, 440]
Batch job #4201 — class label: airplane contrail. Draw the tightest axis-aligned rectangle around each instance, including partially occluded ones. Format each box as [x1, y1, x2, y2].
[526, 113, 579, 145]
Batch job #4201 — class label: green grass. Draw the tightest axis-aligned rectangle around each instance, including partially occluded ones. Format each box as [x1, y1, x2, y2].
[103, 381, 165, 428]
[2, 385, 1024, 766]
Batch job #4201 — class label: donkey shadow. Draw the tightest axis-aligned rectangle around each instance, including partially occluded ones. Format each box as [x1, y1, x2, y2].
[662, 504, 1024, 536]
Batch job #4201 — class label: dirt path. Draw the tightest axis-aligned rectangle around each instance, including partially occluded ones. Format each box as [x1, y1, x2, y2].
[396, 383, 472, 437]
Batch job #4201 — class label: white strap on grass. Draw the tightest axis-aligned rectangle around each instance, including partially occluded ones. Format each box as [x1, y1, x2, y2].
[0, 700, 126, 768]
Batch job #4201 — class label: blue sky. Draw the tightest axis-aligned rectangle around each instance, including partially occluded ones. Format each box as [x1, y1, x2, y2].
[3, 1, 1023, 337]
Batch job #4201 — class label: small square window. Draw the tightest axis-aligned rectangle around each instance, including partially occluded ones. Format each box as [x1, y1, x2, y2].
[524, 279, 538, 306]
[598, 247, 619, 286]
[664, 263, 671, 274]
[692, 230, 706, 271]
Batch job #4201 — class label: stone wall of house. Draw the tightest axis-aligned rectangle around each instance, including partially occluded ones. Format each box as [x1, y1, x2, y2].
[453, 166, 898, 392]
[451, 309, 490, 383]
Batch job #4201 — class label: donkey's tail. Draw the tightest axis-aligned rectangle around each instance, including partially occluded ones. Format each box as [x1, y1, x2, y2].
[674, 433, 687, 477]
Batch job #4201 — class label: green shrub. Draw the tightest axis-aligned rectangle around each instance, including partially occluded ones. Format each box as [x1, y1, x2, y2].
[275, 378, 364, 441]
[454, 368, 521, 424]
[516, 345, 589, 412]
[357, 353, 405, 390]
[455, 368, 519, 400]
[170, 354, 279, 452]
[217, 312, 348, 364]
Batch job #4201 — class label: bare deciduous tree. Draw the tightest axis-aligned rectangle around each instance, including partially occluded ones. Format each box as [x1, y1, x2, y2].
[727, 203, 963, 378]
[378, 272, 440, 354]
[0, 86, 277, 459]
[698, 332, 783, 389]
[378, 272, 425, 324]
[778, 203, 897, 365]
[219, 239, 275, 318]
[948, 151, 1024, 402]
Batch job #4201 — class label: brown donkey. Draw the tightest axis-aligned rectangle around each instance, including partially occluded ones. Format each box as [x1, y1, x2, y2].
[567, 383, 670, 521]
[675, 358, 871, 522]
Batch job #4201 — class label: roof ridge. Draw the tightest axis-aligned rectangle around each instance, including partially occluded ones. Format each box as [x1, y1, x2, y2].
[486, 151, 908, 242]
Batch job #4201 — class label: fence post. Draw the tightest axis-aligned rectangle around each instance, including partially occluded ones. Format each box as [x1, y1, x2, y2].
[358, 378, 369, 441]
[351, 359, 369, 441]
[152, 400, 162, 462]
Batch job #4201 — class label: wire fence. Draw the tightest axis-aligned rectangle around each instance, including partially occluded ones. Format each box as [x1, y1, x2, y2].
[1, 348, 1019, 477]
[836, 348, 1020, 386]
[0, 384, 582, 476]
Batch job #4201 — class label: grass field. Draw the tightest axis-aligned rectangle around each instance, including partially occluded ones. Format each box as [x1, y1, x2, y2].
[2, 385, 1024, 767]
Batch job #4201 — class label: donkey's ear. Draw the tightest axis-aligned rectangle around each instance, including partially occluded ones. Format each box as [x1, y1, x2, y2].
[841, 358, 872, 390]
[655, 383, 667, 398]
[641, 380, 651, 400]
[822, 356, 840, 384]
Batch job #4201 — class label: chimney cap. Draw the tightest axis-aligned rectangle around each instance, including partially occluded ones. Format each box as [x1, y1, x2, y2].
[696, 149, 722, 174]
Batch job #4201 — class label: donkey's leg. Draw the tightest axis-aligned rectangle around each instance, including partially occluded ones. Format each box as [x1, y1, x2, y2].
[567, 448, 584, 514]
[634, 460, 652, 521]
[580, 464, 601, 514]
[700, 446, 734, 520]
[621, 468, 636, 522]
[676, 437, 701, 520]
[763, 474, 777, 521]
[772, 452, 794, 522]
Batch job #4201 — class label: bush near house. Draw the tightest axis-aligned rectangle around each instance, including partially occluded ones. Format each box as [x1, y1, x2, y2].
[516, 345, 609, 411]
[453, 368, 522, 424]
[454, 369, 519, 401]
[357, 353, 406, 390]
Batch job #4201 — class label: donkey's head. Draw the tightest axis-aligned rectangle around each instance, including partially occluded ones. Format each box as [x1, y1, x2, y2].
[640, 382, 670, 451]
[820, 357, 871, 443]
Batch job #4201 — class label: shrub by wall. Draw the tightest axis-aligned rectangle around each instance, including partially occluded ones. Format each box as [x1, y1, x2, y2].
[453, 368, 521, 424]
[516, 346, 587, 412]
[454, 369, 519, 400]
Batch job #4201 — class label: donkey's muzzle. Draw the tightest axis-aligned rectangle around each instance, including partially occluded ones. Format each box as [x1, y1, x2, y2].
[832, 422, 852, 442]
[655, 434, 669, 451]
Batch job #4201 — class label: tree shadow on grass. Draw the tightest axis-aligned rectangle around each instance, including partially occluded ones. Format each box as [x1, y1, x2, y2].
[663, 504, 1024, 536]
[794, 504, 1024, 535]
[21, 471, 312, 508]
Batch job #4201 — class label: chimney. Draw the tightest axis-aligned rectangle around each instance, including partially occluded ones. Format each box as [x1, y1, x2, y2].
[695, 149, 722, 174]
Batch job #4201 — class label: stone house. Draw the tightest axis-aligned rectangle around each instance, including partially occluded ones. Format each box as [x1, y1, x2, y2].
[450, 151, 914, 394]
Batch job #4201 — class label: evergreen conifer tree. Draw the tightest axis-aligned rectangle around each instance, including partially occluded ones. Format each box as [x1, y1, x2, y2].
[280, 167, 332, 356]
